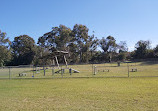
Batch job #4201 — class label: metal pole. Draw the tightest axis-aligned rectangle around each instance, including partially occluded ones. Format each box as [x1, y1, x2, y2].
[61, 68, 63, 78]
[92, 64, 93, 75]
[69, 68, 72, 75]
[32, 66, 34, 77]
[128, 65, 130, 77]
[33, 65, 35, 77]
[52, 67, 54, 76]
[36, 66, 37, 74]
[94, 66, 96, 75]
[9, 67, 11, 79]
[43, 65, 45, 76]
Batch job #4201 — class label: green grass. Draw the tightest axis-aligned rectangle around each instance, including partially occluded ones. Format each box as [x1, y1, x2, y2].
[0, 62, 158, 110]
[0, 78, 158, 111]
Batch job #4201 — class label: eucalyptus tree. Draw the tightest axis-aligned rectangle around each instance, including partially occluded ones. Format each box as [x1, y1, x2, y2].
[38, 25, 72, 52]
[99, 36, 117, 62]
[71, 24, 90, 63]
[154, 45, 158, 58]
[134, 40, 151, 59]
[0, 30, 11, 66]
[85, 34, 99, 63]
[118, 41, 128, 53]
[11, 35, 36, 65]
[117, 41, 128, 61]
[38, 25, 72, 64]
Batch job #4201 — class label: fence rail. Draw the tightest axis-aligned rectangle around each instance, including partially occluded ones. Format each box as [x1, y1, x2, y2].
[0, 63, 158, 79]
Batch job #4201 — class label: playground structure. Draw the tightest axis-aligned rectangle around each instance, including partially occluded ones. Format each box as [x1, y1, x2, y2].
[41, 50, 80, 76]
[17, 51, 80, 77]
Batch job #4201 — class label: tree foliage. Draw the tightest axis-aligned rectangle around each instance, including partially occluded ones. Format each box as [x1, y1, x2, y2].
[2, 24, 158, 66]
[134, 40, 151, 59]
[38, 25, 72, 51]
[11, 35, 36, 65]
[0, 30, 11, 66]
[99, 36, 117, 62]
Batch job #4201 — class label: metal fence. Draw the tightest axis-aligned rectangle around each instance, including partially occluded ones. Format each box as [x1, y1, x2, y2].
[0, 63, 158, 79]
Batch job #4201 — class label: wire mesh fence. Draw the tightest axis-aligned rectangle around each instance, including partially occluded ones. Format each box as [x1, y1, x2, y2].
[0, 67, 10, 79]
[93, 66, 128, 77]
[0, 62, 158, 79]
[129, 65, 158, 77]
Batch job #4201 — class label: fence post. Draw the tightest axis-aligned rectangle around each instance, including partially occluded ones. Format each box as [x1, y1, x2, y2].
[61, 68, 63, 78]
[33, 66, 35, 77]
[94, 66, 96, 75]
[36, 66, 37, 73]
[52, 67, 54, 76]
[92, 64, 93, 75]
[43, 66, 45, 76]
[128, 65, 130, 77]
[9, 67, 11, 79]
[69, 68, 72, 75]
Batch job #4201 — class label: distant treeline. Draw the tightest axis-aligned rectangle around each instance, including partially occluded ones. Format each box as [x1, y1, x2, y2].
[0, 24, 158, 66]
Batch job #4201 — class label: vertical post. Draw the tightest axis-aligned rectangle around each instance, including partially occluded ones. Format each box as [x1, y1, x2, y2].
[94, 66, 96, 75]
[128, 65, 130, 77]
[92, 64, 93, 75]
[62, 69, 65, 74]
[43, 65, 45, 76]
[69, 68, 72, 75]
[33, 65, 35, 77]
[61, 68, 63, 78]
[55, 56, 59, 69]
[9, 67, 11, 79]
[36, 66, 37, 74]
[52, 67, 54, 76]
[32, 65, 34, 77]
[64, 55, 68, 68]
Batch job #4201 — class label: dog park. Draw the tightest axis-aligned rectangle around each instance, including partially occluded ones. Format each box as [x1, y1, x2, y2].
[0, 61, 158, 110]
[0, 37, 158, 111]
[1, 0, 158, 110]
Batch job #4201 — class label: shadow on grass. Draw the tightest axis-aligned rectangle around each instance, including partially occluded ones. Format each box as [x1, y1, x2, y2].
[140, 61, 158, 65]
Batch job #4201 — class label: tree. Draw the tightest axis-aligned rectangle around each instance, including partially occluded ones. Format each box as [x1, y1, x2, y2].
[11, 35, 36, 65]
[99, 36, 117, 62]
[100, 36, 117, 53]
[38, 25, 72, 51]
[0, 30, 11, 66]
[134, 40, 151, 59]
[117, 41, 128, 61]
[118, 41, 128, 53]
[154, 45, 158, 58]
[38, 25, 72, 64]
[71, 24, 89, 63]
[88, 33, 99, 63]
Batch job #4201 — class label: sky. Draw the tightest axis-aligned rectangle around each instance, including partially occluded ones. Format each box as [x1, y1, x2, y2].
[1, 0, 158, 51]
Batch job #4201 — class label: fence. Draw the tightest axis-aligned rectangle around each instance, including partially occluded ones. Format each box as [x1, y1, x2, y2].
[0, 62, 158, 79]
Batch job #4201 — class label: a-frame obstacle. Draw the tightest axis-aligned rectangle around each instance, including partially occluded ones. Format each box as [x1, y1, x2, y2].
[49, 51, 80, 75]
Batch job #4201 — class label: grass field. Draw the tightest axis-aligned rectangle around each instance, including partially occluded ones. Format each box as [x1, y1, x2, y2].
[0, 62, 158, 110]
[0, 78, 158, 111]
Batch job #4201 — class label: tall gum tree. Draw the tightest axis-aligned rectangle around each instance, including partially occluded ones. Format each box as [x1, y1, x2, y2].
[11, 35, 36, 65]
[0, 30, 11, 66]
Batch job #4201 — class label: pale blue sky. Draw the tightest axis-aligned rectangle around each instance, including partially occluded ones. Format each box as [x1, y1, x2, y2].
[1, 0, 158, 51]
